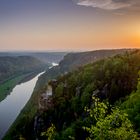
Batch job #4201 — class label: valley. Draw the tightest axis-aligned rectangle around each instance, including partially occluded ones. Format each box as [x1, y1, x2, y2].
[0, 53, 64, 139]
[3, 49, 140, 140]
[1, 0, 140, 139]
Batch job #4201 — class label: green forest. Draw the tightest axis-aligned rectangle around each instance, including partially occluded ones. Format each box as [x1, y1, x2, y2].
[4, 50, 140, 140]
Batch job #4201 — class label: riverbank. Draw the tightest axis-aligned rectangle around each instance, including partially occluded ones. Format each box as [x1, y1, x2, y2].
[3, 64, 58, 140]
[0, 71, 45, 140]
[0, 71, 43, 102]
[3, 72, 47, 140]
[0, 73, 30, 102]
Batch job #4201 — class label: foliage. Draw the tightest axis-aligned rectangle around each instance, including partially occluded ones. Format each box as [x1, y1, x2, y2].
[41, 124, 56, 140]
[19, 135, 26, 140]
[37, 51, 140, 140]
[5, 50, 140, 139]
[122, 71, 140, 132]
[84, 98, 139, 140]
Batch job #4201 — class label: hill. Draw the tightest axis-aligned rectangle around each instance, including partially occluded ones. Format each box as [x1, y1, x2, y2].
[0, 56, 47, 83]
[0, 52, 66, 64]
[4, 49, 140, 140]
[32, 50, 140, 140]
[0, 56, 48, 102]
[36, 49, 132, 90]
[59, 49, 130, 71]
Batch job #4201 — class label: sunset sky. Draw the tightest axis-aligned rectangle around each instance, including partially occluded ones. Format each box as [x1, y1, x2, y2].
[0, 0, 140, 51]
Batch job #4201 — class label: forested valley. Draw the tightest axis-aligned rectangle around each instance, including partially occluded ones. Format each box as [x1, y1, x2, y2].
[4, 49, 140, 140]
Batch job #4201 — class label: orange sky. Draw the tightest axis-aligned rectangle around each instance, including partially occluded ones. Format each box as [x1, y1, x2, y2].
[0, 0, 140, 51]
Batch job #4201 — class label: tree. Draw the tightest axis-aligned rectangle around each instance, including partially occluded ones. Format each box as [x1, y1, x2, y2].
[41, 124, 56, 140]
[122, 71, 140, 132]
[83, 97, 139, 140]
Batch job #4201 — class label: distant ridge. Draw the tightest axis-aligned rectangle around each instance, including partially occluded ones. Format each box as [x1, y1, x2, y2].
[59, 49, 133, 71]
[0, 56, 46, 83]
[36, 49, 134, 89]
[0, 52, 67, 64]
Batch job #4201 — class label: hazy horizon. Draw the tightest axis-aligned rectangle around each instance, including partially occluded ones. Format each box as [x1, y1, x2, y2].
[0, 47, 138, 53]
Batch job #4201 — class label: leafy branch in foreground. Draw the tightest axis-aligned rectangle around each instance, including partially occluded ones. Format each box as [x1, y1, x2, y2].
[41, 124, 56, 140]
[83, 97, 139, 140]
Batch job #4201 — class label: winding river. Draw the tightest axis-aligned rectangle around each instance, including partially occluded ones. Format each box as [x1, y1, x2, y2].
[0, 71, 44, 139]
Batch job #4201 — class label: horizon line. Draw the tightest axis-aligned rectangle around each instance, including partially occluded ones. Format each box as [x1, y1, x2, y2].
[0, 48, 139, 53]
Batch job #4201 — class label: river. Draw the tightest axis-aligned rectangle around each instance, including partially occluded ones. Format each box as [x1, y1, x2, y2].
[0, 71, 44, 139]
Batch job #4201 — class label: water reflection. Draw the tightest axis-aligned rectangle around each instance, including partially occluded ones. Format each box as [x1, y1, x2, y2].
[0, 72, 44, 139]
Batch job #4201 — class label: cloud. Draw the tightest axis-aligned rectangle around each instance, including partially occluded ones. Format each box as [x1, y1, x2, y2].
[74, 0, 133, 10]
